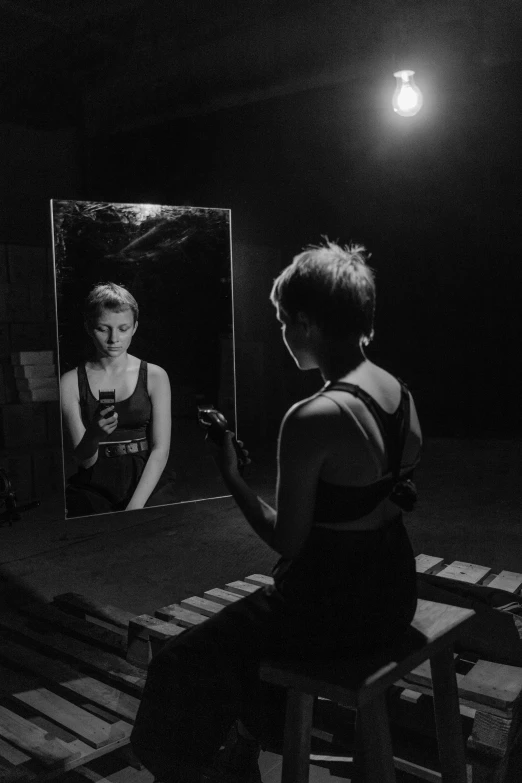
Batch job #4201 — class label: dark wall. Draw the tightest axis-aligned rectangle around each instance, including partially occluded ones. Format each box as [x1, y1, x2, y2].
[84, 62, 522, 437]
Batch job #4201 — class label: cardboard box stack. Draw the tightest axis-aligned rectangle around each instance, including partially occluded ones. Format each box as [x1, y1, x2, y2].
[0, 244, 62, 504]
[12, 350, 59, 402]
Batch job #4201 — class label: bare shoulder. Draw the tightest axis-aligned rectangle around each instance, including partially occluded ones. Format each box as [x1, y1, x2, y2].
[146, 363, 170, 392]
[147, 363, 169, 380]
[282, 392, 347, 440]
[60, 367, 79, 396]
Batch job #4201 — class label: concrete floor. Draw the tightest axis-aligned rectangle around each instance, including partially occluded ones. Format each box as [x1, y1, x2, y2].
[1, 437, 521, 782]
[1, 437, 521, 615]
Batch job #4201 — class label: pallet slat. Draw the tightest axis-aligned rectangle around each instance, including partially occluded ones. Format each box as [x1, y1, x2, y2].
[458, 660, 522, 711]
[0, 640, 139, 723]
[52, 595, 134, 631]
[203, 588, 244, 606]
[244, 574, 275, 586]
[154, 604, 207, 627]
[0, 612, 145, 694]
[436, 561, 492, 585]
[0, 661, 130, 752]
[0, 705, 81, 767]
[486, 571, 522, 594]
[179, 596, 224, 617]
[19, 603, 126, 655]
[127, 615, 185, 641]
[12, 690, 130, 750]
[225, 581, 260, 596]
[415, 555, 445, 575]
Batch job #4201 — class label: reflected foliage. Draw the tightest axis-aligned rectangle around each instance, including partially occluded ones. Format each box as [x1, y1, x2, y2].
[53, 201, 232, 403]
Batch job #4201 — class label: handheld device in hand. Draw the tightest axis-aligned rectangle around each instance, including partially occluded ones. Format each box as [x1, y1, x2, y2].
[99, 390, 116, 417]
[197, 405, 248, 470]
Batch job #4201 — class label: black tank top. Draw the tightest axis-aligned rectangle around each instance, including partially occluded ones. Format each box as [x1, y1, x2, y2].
[313, 380, 418, 523]
[77, 360, 152, 443]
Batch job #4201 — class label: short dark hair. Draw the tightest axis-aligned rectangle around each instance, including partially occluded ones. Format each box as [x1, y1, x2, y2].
[83, 282, 139, 326]
[270, 241, 375, 343]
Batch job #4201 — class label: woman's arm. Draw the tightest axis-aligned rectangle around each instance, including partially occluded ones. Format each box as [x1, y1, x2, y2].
[60, 370, 117, 469]
[126, 365, 171, 511]
[215, 398, 329, 558]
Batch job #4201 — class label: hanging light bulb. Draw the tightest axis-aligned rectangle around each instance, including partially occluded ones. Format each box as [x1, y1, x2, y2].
[393, 70, 423, 117]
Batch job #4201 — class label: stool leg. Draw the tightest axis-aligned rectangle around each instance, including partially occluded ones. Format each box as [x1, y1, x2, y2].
[281, 689, 314, 783]
[355, 694, 397, 783]
[430, 645, 468, 783]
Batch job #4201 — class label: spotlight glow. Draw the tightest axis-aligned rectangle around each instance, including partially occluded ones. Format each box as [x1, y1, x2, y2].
[393, 70, 423, 117]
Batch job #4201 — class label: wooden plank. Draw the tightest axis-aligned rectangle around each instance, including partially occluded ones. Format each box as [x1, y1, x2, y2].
[486, 571, 522, 594]
[126, 616, 185, 668]
[0, 705, 81, 767]
[127, 615, 185, 642]
[0, 612, 145, 695]
[12, 690, 129, 750]
[19, 604, 126, 655]
[399, 688, 423, 704]
[406, 656, 522, 713]
[225, 581, 260, 596]
[154, 604, 207, 627]
[244, 574, 275, 586]
[0, 728, 132, 783]
[203, 588, 244, 606]
[0, 662, 129, 751]
[0, 640, 139, 723]
[0, 734, 32, 766]
[415, 555, 445, 575]
[52, 595, 134, 631]
[400, 658, 463, 690]
[179, 597, 224, 617]
[436, 561, 491, 585]
[458, 660, 522, 711]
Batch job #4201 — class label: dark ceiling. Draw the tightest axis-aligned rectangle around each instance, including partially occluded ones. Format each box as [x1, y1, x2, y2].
[0, 0, 521, 133]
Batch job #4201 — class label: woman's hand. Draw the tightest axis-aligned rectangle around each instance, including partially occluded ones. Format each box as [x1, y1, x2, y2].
[89, 406, 118, 438]
[206, 431, 250, 478]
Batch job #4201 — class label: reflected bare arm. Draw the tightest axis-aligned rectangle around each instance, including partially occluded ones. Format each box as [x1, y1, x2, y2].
[60, 369, 118, 469]
[126, 365, 171, 511]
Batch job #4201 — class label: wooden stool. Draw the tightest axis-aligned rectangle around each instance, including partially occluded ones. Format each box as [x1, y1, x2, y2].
[260, 599, 476, 783]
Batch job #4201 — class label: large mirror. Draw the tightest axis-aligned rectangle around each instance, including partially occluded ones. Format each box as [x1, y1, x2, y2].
[52, 200, 234, 518]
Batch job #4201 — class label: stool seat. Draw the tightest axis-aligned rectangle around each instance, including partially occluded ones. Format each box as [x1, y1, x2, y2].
[260, 599, 476, 783]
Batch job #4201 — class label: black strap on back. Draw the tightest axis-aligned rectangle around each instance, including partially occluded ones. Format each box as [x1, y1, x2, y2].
[324, 380, 411, 480]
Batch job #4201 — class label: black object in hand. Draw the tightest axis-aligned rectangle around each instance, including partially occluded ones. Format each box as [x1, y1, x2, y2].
[197, 406, 248, 470]
[99, 390, 116, 418]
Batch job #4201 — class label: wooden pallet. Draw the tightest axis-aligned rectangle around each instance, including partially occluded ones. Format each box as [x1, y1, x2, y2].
[125, 567, 522, 783]
[0, 600, 147, 782]
[2, 552, 522, 782]
[415, 554, 522, 602]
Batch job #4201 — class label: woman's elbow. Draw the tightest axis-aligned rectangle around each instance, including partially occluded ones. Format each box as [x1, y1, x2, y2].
[149, 446, 169, 466]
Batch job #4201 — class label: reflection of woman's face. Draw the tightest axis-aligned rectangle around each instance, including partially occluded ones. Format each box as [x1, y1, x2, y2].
[88, 308, 138, 359]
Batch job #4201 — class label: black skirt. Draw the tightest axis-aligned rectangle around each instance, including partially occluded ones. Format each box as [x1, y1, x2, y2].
[66, 450, 149, 517]
[130, 514, 417, 778]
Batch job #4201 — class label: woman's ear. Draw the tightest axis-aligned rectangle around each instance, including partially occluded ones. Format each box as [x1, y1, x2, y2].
[84, 320, 92, 336]
[132, 320, 138, 336]
[296, 311, 312, 333]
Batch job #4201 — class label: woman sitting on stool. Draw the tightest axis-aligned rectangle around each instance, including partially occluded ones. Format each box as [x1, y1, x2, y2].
[131, 241, 422, 782]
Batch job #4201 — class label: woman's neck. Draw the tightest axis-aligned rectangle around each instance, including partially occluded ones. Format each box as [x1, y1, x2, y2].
[91, 352, 130, 373]
[317, 342, 367, 383]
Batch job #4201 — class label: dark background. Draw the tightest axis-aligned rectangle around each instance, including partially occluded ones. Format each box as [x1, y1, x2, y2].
[1, 0, 521, 442]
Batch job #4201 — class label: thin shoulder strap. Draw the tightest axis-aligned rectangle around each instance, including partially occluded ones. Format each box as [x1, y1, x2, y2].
[76, 363, 90, 425]
[140, 360, 148, 387]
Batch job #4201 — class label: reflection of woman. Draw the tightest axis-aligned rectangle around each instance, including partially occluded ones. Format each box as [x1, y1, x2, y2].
[60, 283, 171, 517]
[131, 242, 422, 782]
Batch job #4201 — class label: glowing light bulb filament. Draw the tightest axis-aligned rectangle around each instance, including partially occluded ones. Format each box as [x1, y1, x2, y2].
[393, 70, 423, 117]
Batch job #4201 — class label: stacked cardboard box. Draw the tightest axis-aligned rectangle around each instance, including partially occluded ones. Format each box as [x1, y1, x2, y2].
[11, 350, 59, 402]
[0, 244, 62, 504]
